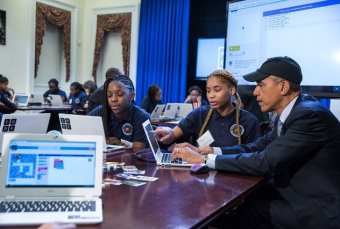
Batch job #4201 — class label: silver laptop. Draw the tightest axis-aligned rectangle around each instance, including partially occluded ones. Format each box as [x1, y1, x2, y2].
[30, 93, 45, 104]
[142, 119, 193, 167]
[150, 104, 166, 122]
[12, 94, 30, 107]
[177, 103, 194, 119]
[48, 94, 64, 106]
[160, 103, 179, 121]
[0, 113, 51, 152]
[58, 114, 125, 151]
[0, 133, 103, 226]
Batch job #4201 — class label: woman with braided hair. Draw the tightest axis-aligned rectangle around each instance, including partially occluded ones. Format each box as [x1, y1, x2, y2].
[88, 75, 150, 152]
[154, 69, 260, 151]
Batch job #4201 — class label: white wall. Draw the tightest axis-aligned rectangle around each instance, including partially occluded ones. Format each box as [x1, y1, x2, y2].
[0, 0, 32, 94]
[100, 32, 123, 85]
[0, 0, 140, 95]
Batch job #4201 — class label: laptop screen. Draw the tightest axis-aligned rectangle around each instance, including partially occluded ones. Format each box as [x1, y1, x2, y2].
[6, 139, 96, 188]
[13, 95, 29, 105]
[144, 121, 161, 156]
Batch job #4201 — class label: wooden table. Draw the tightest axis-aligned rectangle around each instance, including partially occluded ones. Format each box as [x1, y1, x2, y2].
[87, 150, 262, 229]
[16, 150, 263, 229]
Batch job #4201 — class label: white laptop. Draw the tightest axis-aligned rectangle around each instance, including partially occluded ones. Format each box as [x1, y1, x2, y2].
[48, 94, 64, 106]
[30, 93, 45, 105]
[177, 103, 194, 119]
[160, 103, 179, 121]
[58, 114, 125, 151]
[142, 119, 193, 167]
[12, 94, 30, 107]
[150, 104, 166, 122]
[0, 133, 103, 226]
[0, 113, 51, 152]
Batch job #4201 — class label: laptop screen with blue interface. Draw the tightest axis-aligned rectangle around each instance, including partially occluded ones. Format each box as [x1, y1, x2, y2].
[6, 139, 96, 188]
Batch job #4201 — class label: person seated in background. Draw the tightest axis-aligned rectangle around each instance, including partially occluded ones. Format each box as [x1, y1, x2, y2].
[0, 75, 15, 100]
[0, 81, 17, 123]
[68, 82, 87, 110]
[184, 85, 208, 108]
[88, 75, 149, 152]
[82, 80, 97, 109]
[43, 78, 67, 102]
[239, 93, 269, 123]
[239, 93, 271, 135]
[154, 69, 261, 148]
[171, 57, 340, 229]
[87, 67, 122, 113]
[141, 84, 162, 113]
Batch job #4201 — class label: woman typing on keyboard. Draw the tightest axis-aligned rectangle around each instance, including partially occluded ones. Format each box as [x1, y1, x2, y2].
[154, 69, 261, 150]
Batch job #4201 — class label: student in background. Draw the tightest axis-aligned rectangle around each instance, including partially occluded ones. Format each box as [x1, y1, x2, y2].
[184, 85, 208, 108]
[87, 67, 122, 113]
[154, 69, 260, 147]
[88, 75, 149, 152]
[0, 75, 15, 100]
[82, 80, 97, 109]
[172, 57, 340, 229]
[0, 81, 16, 123]
[141, 84, 162, 113]
[68, 82, 87, 110]
[43, 78, 67, 102]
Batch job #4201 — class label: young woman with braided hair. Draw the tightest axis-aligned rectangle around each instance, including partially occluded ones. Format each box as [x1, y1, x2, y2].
[88, 75, 150, 152]
[154, 69, 261, 151]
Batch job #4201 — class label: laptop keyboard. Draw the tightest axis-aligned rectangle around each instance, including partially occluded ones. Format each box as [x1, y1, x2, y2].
[0, 200, 96, 213]
[161, 153, 182, 164]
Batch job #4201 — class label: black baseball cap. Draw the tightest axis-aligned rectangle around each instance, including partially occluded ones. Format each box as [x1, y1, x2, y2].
[243, 56, 302, 84]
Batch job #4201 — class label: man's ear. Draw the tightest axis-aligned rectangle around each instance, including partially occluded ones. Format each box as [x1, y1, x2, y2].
[281, 81, 290, 95]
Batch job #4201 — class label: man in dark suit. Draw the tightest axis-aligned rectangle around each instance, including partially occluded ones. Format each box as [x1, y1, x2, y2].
[172, 57, 340, 228]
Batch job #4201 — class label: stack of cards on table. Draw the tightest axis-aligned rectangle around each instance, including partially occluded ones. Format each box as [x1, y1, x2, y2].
[116, 173, 158, 182]
[103, 174, 158, 187]
[103, 162, 125, 172]
[121, 165, 145, 175]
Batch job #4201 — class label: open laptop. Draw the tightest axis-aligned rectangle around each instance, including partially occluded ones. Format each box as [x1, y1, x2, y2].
[150, 104, 166, 122]
[0, 113, 51, 153]
[12, 94, 30, 107]
[58, 114, 125, 151]
[30, 93, 45, 105]
[0, 133, 103, 226]
[48, 94, 64, 106]
[142, 119, 193, 167]
[176, 103, 194, 119]
[159, 103, 179, 121]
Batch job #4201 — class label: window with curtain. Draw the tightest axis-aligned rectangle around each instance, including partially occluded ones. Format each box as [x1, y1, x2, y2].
[92, 13, 131, 83]
[35, 2, 71, 82]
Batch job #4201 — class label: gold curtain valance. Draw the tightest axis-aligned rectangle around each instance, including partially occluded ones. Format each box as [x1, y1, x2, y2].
[92, 13, 131, 82]
[35, 2, 71, 81]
